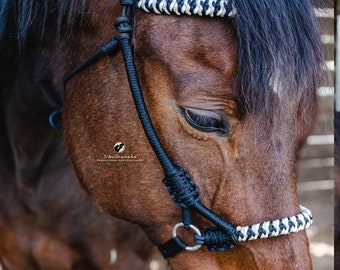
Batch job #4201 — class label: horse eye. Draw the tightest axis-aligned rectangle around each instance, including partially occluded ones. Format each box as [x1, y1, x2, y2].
[182, 108, 230, 135]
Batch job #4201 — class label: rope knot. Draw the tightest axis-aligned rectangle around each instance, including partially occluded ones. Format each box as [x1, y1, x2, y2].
[194, 227, 238, 251]
[114, 16, 134, 40]
[163, 164, 200, 208]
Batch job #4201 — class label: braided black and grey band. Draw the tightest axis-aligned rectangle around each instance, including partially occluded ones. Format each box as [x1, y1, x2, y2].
[236, 205, 313, 242]
[136, 0, 237, 17]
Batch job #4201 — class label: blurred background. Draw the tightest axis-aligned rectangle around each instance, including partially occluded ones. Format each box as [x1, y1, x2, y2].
[297, 1, 334, 269]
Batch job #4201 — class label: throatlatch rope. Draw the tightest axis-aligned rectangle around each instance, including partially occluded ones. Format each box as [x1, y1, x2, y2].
[64, 0, 313, 259]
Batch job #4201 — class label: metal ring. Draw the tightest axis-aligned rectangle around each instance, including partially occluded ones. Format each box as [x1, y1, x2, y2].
[172, 223, 202, 251]
[49, 109, 63, 129]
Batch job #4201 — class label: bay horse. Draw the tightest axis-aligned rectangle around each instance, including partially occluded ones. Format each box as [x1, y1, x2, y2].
[1, 0, 323, 269]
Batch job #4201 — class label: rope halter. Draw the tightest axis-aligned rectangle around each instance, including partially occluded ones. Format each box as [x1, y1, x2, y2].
[65, 0, 314, 259]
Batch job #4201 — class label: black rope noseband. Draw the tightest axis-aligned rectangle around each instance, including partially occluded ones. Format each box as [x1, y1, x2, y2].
[64, 0, 313, 259]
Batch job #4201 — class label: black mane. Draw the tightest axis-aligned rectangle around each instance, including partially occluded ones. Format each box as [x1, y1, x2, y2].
[0, 0, 86, 49]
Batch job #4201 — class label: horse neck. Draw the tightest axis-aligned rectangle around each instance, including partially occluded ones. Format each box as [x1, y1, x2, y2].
[0, 0, 122, 195]
[0, 49, 65, 196]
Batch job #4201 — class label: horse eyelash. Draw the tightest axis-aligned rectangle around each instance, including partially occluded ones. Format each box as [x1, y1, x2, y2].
[182, 108, 230, 136]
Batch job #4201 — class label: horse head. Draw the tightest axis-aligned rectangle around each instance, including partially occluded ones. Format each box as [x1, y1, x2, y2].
[62, 0, 323, 269]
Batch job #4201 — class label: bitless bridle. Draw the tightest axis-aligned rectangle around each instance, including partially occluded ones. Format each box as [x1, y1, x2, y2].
[64, 0, 313, 258]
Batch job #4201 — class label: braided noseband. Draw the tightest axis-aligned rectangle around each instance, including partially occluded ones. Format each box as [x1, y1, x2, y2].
[64, 0, 313, 259]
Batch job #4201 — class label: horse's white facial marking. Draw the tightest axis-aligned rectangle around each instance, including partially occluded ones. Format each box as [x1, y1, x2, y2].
[109, 249, 117, 264]
[270, 70, 284, 98]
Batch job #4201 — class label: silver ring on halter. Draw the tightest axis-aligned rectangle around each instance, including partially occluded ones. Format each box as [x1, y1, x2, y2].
[172, 223, 202, 251]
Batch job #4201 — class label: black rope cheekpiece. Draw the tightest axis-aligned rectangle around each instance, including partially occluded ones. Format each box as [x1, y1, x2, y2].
[112, 0, 238, 258]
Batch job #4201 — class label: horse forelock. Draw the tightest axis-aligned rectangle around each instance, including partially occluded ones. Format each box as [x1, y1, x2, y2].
[233, 0, 324, 121]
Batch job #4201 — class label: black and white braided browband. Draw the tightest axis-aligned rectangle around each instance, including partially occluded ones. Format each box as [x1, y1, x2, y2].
[236, 205, 313, 242]
[136, 0, 237, 17]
